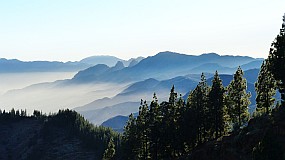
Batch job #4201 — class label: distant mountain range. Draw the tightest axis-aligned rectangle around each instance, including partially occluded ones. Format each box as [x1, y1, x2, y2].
[80, 55, 144, 67]
[0, 58, 89, 72]
[69, 52, 263, 83]
[0, 51, 265, 128]
[0, 56, 144, 73]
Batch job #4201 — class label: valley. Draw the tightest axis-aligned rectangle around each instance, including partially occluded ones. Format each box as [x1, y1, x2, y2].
[0, 52, 264, 127]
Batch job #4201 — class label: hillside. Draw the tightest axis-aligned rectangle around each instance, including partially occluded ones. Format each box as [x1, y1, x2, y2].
[0, 109, 119, 160]
[187, 106, 285, 160]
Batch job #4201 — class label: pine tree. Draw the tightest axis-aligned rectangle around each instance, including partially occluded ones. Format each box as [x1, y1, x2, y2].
[208, 71, 227, 139]
[136, 100, 150, 159]
[267, 13, 285, 105]
[227, 67, 251, 128]
[103, 138, 116, 160]
[186, 73, 209, 144]
[160, 86, 179, 158]
[148, 93, 162, 159]
[122, 113, 138, 159]
[198, 73, 210, 142]
[255, 60, 276, 114]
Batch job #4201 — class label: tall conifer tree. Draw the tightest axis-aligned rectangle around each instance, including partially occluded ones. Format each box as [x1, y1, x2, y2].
[208, 71, 227, 138]
[255, 60, 276, 114]
[227, 67, 251, 128]
[267, 13, 285, 105]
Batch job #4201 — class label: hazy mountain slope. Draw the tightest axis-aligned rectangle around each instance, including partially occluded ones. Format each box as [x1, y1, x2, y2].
[76, 76, 199, 112]
[240, 60, 263, 70]
[80, 55, 122, 67]
[190, 63, 233, 74]
[79, 102, 140, 125]
[243, 69, 260, 84]
[72, 64, 110, 82]
[119, 78, 160, 95]
[101, 115, 129, 132]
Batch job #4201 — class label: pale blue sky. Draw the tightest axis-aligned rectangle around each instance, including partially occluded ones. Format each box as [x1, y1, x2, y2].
[0, 0, 284, 61]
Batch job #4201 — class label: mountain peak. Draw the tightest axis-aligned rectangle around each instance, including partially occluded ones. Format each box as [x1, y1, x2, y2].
[200, 53, 220, 57]
[109, 61, 125, 72]
[80, 55, 122, 66]
[155, 51, 183, 56]
[114, 61, 125, 68]
[128, 59, 139, 67]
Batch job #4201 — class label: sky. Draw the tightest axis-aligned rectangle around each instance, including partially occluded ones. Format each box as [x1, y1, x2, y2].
[0, 0, 284, 62]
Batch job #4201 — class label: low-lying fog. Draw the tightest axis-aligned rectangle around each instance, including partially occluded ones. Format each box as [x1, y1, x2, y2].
[0, 72, 75, 95]
[0, 72, 129, 114]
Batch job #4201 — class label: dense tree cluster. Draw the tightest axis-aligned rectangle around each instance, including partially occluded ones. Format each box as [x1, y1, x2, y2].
[0, 109, 120, 159]
[0, 108, 28, 122]
[122, 68, 251, 159]
[121, 13, 285, 160]
[43, 109, 121, 159]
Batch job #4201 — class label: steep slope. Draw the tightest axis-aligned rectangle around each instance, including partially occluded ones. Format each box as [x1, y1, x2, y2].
[72, 64, 110, 82]
[187, 107, 285, 160]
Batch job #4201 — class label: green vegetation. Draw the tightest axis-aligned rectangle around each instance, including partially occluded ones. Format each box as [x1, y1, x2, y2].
[255, 60, 276, 114]
[0, 109, 120, 159]
[226, 66, 251, 128]
[267, 14, 285, 105]
[121, 69, 247, 159]
[121, 14, 285, 159]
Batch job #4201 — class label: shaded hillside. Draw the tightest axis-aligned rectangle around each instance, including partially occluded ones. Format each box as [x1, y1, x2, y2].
[0, 109, 119, 160]
[187, 106, 285, 160]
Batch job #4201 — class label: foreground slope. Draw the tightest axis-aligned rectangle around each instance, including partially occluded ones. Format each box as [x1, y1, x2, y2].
[187, 106, 285, 160]
[0, 109, 119, 160]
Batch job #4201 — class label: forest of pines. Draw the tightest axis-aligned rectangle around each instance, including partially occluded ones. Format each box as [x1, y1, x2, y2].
[120, 14, 285, 160]
[0, 14, 284, 160]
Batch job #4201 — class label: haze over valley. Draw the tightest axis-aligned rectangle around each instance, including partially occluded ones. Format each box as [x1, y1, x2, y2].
[0, 52, 264, 125]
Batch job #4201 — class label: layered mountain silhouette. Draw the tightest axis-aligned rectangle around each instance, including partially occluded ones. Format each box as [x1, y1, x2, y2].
[69, 52, 263, 84]
[0, 56, 144, 73]
[1, 52, 264, 128]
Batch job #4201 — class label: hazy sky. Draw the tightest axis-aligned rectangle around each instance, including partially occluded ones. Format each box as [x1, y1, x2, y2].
[0, 0, 284, 61]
